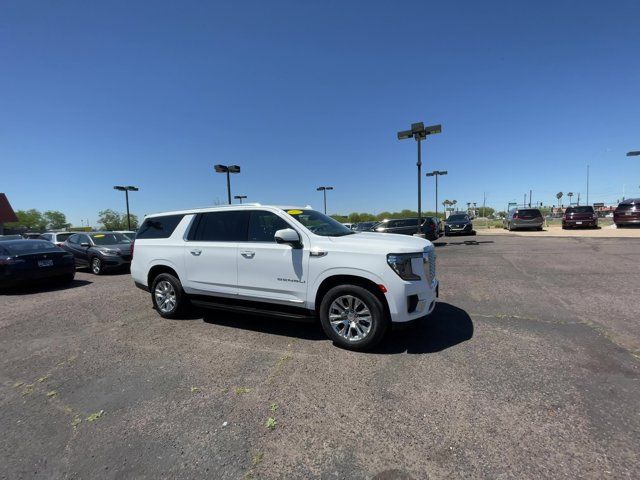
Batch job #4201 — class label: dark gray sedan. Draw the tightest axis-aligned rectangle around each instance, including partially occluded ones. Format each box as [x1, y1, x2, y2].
[62, 232, 133, 274]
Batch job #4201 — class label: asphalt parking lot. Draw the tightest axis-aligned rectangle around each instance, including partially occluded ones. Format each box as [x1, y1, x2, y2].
[1, 235, 639, 479]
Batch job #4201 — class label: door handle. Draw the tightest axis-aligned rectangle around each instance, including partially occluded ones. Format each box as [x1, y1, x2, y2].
[190, 249, 202, 256]
[240, 251, 255, 258]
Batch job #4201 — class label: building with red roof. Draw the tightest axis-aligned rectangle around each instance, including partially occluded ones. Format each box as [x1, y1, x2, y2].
[0, 193, 19, 235]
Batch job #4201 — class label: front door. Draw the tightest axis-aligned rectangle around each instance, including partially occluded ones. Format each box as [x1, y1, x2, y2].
[183, 211, 249, 296]
[237, 210, 309, 305]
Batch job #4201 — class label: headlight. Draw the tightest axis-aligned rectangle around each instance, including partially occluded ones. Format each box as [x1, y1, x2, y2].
[98, 248, 120, 256]
[387, 253, 421, 281]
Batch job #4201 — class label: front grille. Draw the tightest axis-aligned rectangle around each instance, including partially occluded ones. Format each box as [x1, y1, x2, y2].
[423, 249, 436, 286]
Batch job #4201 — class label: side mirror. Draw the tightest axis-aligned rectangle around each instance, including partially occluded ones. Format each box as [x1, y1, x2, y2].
[274, 228, 302, 248]
[80, 242, 90, 247]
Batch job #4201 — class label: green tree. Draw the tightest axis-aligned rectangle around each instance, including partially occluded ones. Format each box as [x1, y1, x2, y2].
[5, 209, 47, 231]
[98, 209, 138, 230]
[43, 210, 70, 230]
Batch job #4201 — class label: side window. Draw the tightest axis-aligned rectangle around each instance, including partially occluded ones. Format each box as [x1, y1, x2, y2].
[386, 220, 400, 228]
[193, 211, 249, 242]
[68, 234, 79, 244]
[80, 235, 91, 244]
[248, 211, 291, 242]
[137, 214, 185, 239]
[39, 234, 51, 240]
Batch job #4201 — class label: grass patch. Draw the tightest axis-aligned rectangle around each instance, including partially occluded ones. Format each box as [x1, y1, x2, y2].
[86, 410, 104, 422]
[265, 417, 277, 430]
[234, 387, 251, 395]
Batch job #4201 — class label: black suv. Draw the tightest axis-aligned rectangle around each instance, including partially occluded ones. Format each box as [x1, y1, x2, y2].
[372, 217, 442, 240]
[445, 213, 475, 236]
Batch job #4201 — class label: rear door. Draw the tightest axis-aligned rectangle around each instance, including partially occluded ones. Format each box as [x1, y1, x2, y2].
[183, 210, 248, 296]
[236, 210, 309, 304]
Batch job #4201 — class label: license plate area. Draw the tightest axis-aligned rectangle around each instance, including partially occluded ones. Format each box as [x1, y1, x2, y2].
[38, 259, 54, 267]
[576, 221, 582, 224]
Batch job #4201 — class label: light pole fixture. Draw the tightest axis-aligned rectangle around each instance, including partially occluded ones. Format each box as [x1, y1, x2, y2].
[113, 185, 139, 230]
[397, 122, 442, 235]
[425, 170, 448, 220]
[316, 186, 334, 214]
[626, 151, 640, 156]
[214, 164, 241, 204]
[234, 195, 247, 204]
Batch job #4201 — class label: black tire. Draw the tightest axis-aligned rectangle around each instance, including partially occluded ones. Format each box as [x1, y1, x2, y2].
[616, 223, 623, 229]
[90, 257, 103, 275]
[319, 285, 389, 350]
[537, 226, 543, 231]
[151, 273, 187, 319]
[508, 223, 513, 231]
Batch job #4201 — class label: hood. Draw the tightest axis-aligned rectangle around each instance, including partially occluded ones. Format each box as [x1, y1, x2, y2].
[320, 232, 433, 254]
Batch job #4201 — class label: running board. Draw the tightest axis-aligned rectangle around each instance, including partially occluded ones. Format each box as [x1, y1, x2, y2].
[190, 298, 317, 322]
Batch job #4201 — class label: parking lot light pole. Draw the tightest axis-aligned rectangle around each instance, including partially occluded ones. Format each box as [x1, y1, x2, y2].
[316, 186, 334, 214]
[397, 122, 442, 236]
[214, 164, 241, 204]
[426, 170, 448, 220]
[234, 195, 247, 204]
[113, 185, 139, 230]
[626, 151, 640, 157]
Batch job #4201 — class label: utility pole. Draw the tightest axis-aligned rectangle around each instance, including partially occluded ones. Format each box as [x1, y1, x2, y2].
[482, 192, 486, 218]
[587, 165, 590, 205]
[524, 193, 527, 207]
[529, 189, 532, 207]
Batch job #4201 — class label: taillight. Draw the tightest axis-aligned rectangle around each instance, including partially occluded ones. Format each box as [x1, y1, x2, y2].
[0, 256, 25, 265]
[513, 215, 519, 219]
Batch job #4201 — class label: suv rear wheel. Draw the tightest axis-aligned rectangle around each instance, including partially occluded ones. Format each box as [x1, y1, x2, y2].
[319, 285, 388, 350]
[151, 273, 187, 318]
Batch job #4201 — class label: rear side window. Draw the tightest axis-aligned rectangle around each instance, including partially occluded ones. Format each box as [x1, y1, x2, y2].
[248, 211, 290, 242]
[56, 233, 73, 242]
[191, 211, 249, 242]
[137, 215, 185, 239]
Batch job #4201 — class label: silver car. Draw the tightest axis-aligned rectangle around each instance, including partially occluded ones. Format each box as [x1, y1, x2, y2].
[504, 208, 544, 231]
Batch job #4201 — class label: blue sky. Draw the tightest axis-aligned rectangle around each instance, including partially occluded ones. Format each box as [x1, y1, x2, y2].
[1, 0, 639, 225]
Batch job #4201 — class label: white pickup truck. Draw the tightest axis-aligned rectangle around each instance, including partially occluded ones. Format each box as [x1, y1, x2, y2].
[131, 205, 438, 350]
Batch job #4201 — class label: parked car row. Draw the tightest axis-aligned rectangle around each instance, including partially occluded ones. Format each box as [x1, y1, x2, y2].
[0, 230, 136, 289]
[344, 215, 476, 239]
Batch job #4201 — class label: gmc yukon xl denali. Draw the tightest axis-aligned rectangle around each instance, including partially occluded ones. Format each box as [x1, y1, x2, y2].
[131, 205, 438, 350]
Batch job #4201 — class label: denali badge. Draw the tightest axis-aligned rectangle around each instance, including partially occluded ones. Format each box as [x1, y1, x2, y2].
[277, 278, 306, 284]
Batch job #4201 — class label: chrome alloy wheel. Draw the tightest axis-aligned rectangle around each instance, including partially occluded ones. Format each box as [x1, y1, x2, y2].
[328, 295, 373, 342]
[154, 280, 177, 313]
[91, 258, 101, 274]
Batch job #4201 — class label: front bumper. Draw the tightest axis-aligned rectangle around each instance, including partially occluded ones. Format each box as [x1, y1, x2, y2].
[99, 254, 132, 270]
[445, 224, 473, 235]
[387, 277, 439, 323]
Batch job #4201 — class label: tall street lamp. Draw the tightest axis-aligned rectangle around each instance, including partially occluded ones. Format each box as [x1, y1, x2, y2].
[626, 151, 640, 156]
[234, 195, 247, 204]
[425, 170, 447, 220]
[397, 122, 442, 235]
[113, 185, 139, 230]
[316, 186, 334, 214]
[214, 164, 241, 204]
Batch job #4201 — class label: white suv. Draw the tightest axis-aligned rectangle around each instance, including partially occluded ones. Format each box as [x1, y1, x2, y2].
[131, 205, 438, 350]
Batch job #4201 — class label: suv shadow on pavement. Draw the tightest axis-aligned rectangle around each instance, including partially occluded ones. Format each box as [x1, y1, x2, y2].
[201, 310, 327, 341]
[197, 302, 473, 354]
[375, 302, 473, 354]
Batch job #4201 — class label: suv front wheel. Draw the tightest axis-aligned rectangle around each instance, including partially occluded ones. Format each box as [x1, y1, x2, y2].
[151, 273, 187, 318]
[319, 285, 388, 350]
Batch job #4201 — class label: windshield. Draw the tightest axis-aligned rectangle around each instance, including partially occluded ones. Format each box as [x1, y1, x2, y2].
[286, 209, 354, 236]
[447, 215, 468, 222]
[90, 233, 132, 245]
